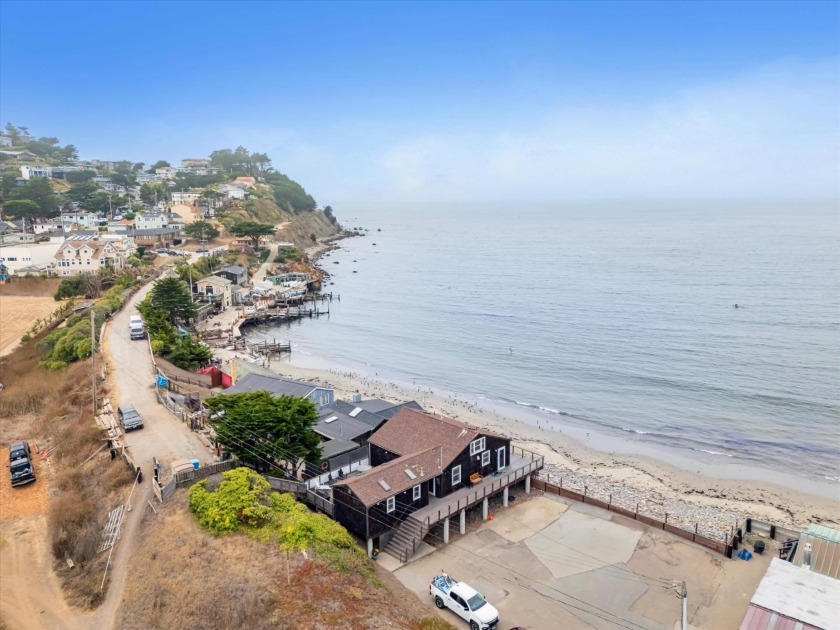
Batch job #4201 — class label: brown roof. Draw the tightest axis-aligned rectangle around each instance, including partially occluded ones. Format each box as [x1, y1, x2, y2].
[368, 407, 483, 463]
[334, 446, 444, 506]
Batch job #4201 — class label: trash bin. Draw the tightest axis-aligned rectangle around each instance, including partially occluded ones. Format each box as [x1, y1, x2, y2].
[191, 459, 200, 470]
[754, 540, 765, 555]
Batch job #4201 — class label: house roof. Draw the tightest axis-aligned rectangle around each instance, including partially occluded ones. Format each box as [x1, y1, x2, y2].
[331, 399, 424, 426]
[214, 265, 246, 276]
[743, 558, 840, 629]
[132, 227, 179, 235]
[368, 407, 491, 464]
[196, 275, 231, 288]
[334, 446, 444, 506]
[375, 400, 424, 420]
[222, 372, 324, 399]
[319, 438, 360, 460]
[801, 523, 840, 544]
[315, 408, 374, 442]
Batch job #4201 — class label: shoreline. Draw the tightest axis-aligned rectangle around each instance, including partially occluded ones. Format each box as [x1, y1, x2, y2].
[217, 347, 839, 538]
[226, 232, 840, 538]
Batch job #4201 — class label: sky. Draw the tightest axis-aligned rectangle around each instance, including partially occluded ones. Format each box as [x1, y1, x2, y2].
[1, 1, 838, 204]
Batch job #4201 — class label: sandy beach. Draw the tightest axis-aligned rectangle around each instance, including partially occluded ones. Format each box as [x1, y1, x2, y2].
[213, 345, 840, 543]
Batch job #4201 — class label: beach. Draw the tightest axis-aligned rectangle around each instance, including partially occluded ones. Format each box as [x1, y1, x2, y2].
[215, 347, 840, 541]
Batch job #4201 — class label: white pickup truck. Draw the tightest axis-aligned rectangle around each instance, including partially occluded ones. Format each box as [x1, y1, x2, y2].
[430, 573, 500, 630]
[129, 315, 146, 340]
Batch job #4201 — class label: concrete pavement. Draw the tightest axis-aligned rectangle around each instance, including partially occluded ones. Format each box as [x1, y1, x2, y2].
[390, 494, 768, 630]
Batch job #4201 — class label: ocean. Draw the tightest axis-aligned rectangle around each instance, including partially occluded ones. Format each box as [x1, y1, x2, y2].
[245, 201, 840, 488]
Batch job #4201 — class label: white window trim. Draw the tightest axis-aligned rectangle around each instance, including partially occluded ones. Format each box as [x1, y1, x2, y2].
[413, 484, 421, 501]
[386, 496, 395, 513]
[451, 465, 461, 486]
[481, 450, 490, 466]
[470, 437, 486, 456]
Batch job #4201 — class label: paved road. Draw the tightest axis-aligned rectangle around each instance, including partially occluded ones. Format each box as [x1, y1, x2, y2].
[107, 278, 211, 469]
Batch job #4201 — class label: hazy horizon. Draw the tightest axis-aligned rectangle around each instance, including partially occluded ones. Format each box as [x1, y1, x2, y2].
[1, 1, 838, 205]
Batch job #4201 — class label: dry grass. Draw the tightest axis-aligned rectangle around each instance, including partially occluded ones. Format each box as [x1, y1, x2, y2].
[0, 295, 65, 357]
[0, 338, 133, 609]
[118, 490, 454, 630]
[0, 277, 62, 297]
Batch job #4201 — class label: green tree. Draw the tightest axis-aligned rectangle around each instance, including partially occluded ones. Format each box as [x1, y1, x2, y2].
[139, 182, 169, 204]
[204, 391, 322, 474]
[66, 180, 99, 203]
[183, 220, 220, 241]
[168, 335, 212, 370]
[11, 178, 59, 216]
[264, 172, 316, 212]
[4, 123, 30, 145]
[65, 170, 96, 184]
[150, 160, 170, 171]
[2, 199, 42, 219]
[229, 221, 274, 250]
[250, 152, 271, 174]
[209, 149, 236, 172]
[148, 277, 197, 324]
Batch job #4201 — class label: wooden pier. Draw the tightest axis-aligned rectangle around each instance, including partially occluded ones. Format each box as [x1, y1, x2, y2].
[248, 338, 292, 357]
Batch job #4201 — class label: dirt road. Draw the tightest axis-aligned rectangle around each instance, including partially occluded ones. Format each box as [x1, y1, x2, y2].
[1, 276, 214, 630]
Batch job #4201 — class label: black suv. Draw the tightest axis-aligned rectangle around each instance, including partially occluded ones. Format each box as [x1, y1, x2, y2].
[9, 440, 36, 487]
[118, 404, 144, 431]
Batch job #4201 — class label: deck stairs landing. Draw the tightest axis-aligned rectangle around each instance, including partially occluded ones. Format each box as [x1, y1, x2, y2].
[383, 515, 427, 562]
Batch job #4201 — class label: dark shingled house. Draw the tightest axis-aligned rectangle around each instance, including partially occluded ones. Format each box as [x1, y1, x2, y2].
[331, 407, 543, 559]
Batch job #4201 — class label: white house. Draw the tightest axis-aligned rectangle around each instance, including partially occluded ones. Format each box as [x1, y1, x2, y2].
[171, 191, 202, 205]
[60, 211, 102, 232]
[19, 165, 51, 180]
[136, 172, 165, 184]
[54, 237, 126, 276]
[181, 158, 211, 168]
[156, 167, 179, 180]
[32, 218, 63, 234]
[134, 209, 169, 230]
[0, 240, 63, 275]
[217, 183, 246, 200]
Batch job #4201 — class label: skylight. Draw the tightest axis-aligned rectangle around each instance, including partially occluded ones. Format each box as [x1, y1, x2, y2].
[324, 416, 339, 424]
[404, 469, 417, 480]
[349, 407, 363, 417]
[378, 480, 392, 491]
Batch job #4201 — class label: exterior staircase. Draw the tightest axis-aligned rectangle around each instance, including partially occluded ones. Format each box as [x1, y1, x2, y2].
[383, 515, 428, 562]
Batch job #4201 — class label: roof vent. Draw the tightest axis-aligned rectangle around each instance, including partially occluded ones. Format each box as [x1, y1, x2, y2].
[352, 393, 362, 403]
[349, 407, 363, 417]
[324, 416, 339, 424]
[404, 468, 417, 480]
[378, 480, 391, 491]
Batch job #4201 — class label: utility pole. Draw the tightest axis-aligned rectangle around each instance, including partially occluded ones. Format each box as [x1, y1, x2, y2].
[680, 581, 687, 630]
[90, 309, 97, 417]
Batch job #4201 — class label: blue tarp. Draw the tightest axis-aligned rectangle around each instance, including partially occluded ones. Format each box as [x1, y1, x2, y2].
[156, 375, 169, 388]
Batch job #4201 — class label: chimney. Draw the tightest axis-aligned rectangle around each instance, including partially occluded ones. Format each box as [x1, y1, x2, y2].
[352, 392, 362, 403]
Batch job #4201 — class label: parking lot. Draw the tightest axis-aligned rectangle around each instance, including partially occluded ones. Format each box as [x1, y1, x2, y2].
[389, 492, 770, 629]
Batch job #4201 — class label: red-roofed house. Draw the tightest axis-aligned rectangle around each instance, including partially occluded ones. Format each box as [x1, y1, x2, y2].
[331, 408, 542, 559]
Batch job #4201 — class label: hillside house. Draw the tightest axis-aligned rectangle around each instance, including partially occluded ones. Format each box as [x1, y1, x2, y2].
[155, 166, 179, 180]
[211, 265, 248, 286]
[134, 209, 169, 230]
[181, 158, 211, 168]
[171, 191, 202, 205]
[222, 372, 335, 409]
[54, 237, 126, 276]
[233, 176, 256, 188]
[0, 149, 40, 161]
[332, 408, 542, 558]
[131, 227, 180, 249]
[60, 210, 102, 232]
[0, 240, 63, 276]
[19, 164, 51, 179]
[195, 275, 232, 309]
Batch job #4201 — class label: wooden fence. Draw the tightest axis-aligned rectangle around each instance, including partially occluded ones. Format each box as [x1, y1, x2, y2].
[266, 476, 306, 495]
[531, 477, 728, 555]
[175, 460, 238, 486]
[153, 477, 177, 503]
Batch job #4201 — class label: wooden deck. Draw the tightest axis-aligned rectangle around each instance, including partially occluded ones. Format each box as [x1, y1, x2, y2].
[385, 446, 544, 562]
[415, 448, 543, 526]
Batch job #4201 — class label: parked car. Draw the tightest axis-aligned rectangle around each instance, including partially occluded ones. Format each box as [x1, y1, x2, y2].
[155, 248, 168, 255]
[196, 248, 209, 253]
[9, 440, 36, 487]
[430, 573, 500, 630]
[118, 404, 144, 431]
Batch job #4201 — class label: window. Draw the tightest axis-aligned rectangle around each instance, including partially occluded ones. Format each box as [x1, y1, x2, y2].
[481, 450, 490, 466]
[386, 496, 395, 513]
[470, 437, 486, 456]
[319, 394, 329, 406]
[451, 465, 461, 486]
[413, 484, 421, 501]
